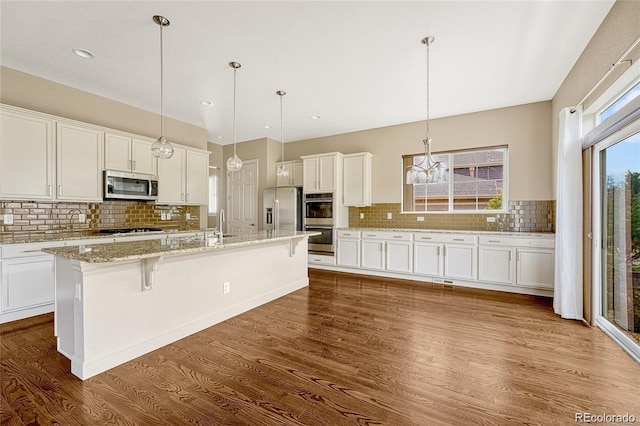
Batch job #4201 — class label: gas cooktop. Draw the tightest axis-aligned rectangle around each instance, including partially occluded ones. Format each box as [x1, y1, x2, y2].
[97, 227, 163, 234]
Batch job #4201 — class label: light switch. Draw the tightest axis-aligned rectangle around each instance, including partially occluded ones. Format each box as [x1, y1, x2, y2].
[360, 213, 365, 219]
[78, 213, 86, 223]
[417, 216, 425, 222]
[387, 213, 392, 220]
[3, 214, 13, 225]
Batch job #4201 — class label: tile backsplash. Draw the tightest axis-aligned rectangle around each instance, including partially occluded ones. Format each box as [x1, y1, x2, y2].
[348, 200, 555, 233]
[0, 200, 200, 243]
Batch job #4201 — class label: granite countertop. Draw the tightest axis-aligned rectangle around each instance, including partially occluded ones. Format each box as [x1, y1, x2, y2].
[337, 228, 555, 238]
[0, 229, 204, 245]
[42, 230, 317, 263]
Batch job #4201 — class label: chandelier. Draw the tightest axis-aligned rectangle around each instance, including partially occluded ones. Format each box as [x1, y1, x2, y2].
[406, 36, 447, 184]
[226, 62, 243, 172]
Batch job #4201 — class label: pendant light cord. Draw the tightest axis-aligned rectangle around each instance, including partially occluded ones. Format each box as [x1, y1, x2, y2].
[159, 20, 164, 137]
[233, 66, 237, 157]
[425, 37, 430, 142]
[280, 92, 284, 163]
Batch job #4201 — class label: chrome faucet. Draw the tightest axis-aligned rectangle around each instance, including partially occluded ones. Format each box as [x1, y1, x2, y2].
[218, 209, 225, 244]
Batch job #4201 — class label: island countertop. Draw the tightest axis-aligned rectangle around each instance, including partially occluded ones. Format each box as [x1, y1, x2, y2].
[43, 230, 318, 263]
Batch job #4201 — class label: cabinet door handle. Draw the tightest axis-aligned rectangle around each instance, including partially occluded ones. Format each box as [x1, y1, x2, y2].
[366, 234, 376, 237]
[393, 235, 403, 239]
[443, 246, 446, 256]
[509, 251, 512, 261]
[529, 242, 543, 246]
[421, 236, 432, 240]
[58, 185, 62, 196]
[453, 238, 464, 241]
[181, 192, 185, 201]
[489, 240, 501, 243]
[22, 249, 44, 253]
[437, 246, 440, 256]
[133, 160, 136, 170]
[48, 184, 52, 196]
[517, 252, 520, 262]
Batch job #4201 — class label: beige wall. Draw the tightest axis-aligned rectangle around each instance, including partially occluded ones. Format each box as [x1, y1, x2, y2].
[0, 66, 207, 150]
[284, 101, 552, 203]
[551, 0, 640, 197]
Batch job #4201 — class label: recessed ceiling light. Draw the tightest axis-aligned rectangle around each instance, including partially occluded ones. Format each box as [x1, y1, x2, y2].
[264, 125, 272, 129]
[72, 48, 95, 59]
[200, 100, 214, 107]
[311, 115, 321, 120]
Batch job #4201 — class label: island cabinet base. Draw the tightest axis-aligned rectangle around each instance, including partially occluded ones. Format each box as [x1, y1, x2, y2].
[54, 239, 309, 380]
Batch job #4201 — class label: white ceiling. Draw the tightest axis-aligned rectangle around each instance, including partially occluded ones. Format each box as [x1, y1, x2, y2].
[1, 1, 615, 145]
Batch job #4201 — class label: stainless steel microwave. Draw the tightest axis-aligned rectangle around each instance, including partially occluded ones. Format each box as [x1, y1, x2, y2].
[104, 170, 159, 201]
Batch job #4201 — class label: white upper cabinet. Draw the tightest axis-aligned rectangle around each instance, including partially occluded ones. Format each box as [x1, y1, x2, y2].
[343, 152, 372, 207]
[55, 123, 103, 202]
[157, 147, 186, 204]
[0, 107, 55, 200]
[105, 132, 157, 175]
[276, 160, 303, 187]
[185, 150, 208, 205]
[302, 153, 342, 193]
[157, 148, 209, 205]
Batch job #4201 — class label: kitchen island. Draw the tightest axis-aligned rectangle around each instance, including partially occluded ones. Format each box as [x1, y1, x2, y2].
[44, 231, 315, 380]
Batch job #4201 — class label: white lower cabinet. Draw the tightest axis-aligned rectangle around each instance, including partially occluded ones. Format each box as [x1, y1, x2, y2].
[386, 240, 413, 273]
[1, 255, 54, 314]
[516, 248, 554, 289]
[478, 246, 515, 284]
[361, 239, 385, 270]
[413, 242, 443, 277]
[443, 244, 477, 280]
[336, 230, 360, 268]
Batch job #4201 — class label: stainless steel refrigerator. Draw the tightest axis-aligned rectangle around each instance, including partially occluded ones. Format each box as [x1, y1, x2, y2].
[263, 186, 303, 231]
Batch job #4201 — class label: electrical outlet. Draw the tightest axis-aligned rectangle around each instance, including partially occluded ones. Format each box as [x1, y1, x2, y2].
[486, 217, 496, 223]
[360, 213, 364, 219]
[417, 216, 425, 222]
[161, 212, 167, 220]
[223, 282, 230, 294]
[3, 214, 14, 225]
[185, 213, 191, 220]
[78, 213, 86, 223]
[387, 213, 392, 220]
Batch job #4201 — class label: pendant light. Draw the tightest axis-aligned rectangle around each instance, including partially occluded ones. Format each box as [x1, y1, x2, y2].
[150, 15, 174, 159]
[275, 90, 289, 178]
[226, 62, 243, 172]
[406, 36, 446, 184]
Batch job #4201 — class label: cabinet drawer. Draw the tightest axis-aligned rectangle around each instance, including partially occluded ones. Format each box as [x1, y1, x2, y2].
[478, 235, 554, 248]
[361, 231, 412, 241]
[337, 230, 361, 239]
[1, 241, 62, 259]
[308, 254, 336, 265]
[415, 233, 476, 244]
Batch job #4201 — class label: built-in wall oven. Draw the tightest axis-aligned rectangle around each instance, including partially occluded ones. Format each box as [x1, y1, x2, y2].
[304, 193, 335, 254]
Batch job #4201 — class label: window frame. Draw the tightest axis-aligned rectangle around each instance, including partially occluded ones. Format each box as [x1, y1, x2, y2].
[401, 145, 509, 214]
[207, 166, 219, 216]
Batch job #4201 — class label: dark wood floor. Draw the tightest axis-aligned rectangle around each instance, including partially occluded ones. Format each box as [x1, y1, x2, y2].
[2, 270, 639, 425]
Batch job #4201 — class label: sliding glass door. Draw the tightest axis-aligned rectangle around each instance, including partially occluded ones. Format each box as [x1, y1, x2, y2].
[596, 122, 640, 355]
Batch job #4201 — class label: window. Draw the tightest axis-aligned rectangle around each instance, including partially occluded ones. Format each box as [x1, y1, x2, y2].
[402, 146, 507, 213]
[208, 166, 219, 215]
[599, 80, 640, 123]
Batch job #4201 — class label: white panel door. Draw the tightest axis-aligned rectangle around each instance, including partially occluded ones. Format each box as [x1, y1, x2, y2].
[443, 244, 477, 280]
[386, 240, 413, 273]
[337, 238, 360, 268]
[186, 150, 208, 205]
[131, 138, 157, 175]
[413, 242, 443, 277]
[318, 155, 336, 190]
[157, 147, 185, 204]
[1, 256, 54, 312]
[361, 239, 385, 270]
[56, 123, 103, 202]
[516, 249, 554, 289]
[303, 158, 318, 191]
[104, 133, 132, 172]
[0, 108, 54, 200]
[478, 246, 515, 284]
[227, 159, 257, 235]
